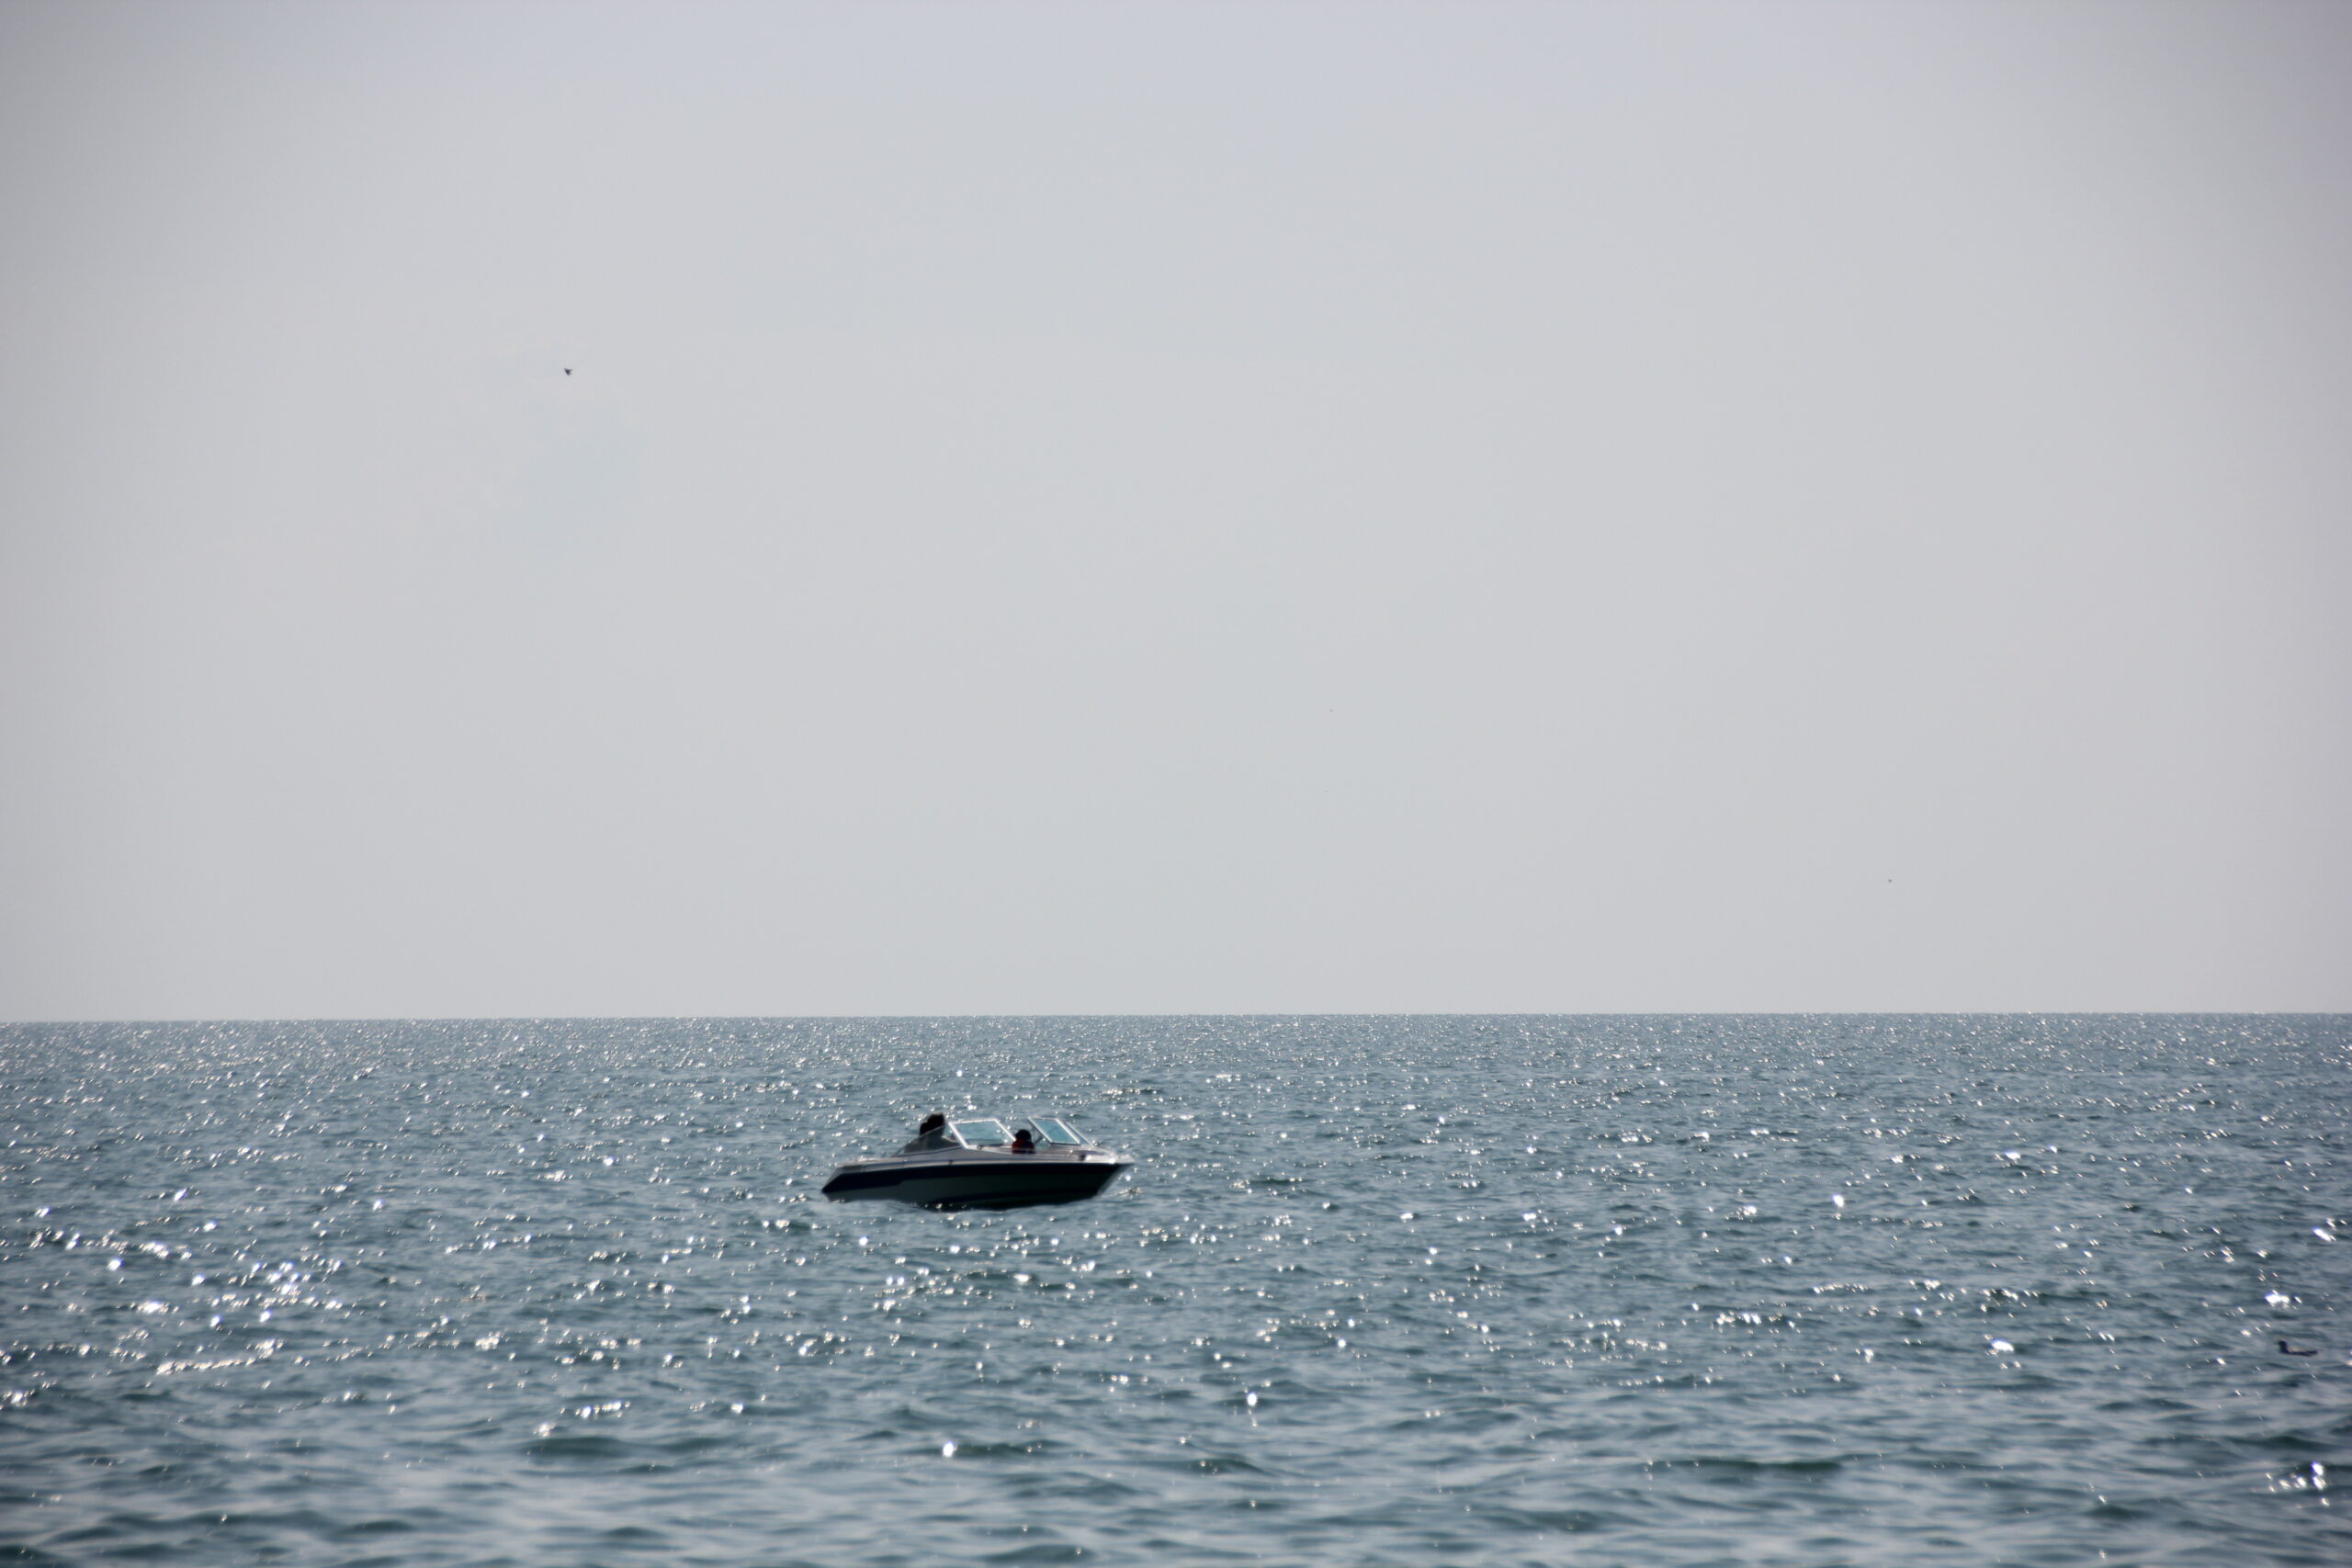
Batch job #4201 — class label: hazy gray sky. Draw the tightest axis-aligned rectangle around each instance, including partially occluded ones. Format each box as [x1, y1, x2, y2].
[3, 1, 2346, 1020]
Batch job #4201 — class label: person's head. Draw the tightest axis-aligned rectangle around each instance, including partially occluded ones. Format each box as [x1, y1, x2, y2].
[918, 1112, 945, 1133]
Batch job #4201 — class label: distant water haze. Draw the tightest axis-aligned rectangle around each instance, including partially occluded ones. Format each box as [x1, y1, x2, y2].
[2, 2, 2346, 1019]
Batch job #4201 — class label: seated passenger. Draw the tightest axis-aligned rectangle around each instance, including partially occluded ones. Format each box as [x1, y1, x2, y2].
[901, 1112, 951, 1154]
[1010, 1127, 1035, 1153]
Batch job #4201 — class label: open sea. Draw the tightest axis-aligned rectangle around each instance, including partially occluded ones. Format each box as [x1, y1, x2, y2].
[1, 1014, 2346, 1566]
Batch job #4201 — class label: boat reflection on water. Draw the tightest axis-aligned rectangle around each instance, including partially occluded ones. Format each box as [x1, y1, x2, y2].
[820, 1116, 1132, 1210]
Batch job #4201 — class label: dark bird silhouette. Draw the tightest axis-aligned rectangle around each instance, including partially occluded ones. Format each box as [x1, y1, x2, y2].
[563, 368, 573, 376]
[2279, 1339, 2319, 1356]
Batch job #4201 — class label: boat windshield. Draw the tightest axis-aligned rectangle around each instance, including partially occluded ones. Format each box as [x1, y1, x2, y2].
[951, 1119, 1012, 1146]
[1033, 1118, 1087, 1145]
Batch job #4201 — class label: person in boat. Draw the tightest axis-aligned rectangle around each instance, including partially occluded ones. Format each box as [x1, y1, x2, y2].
[1010, 1127, 1035, 1154]
[902, 1112, 952, 1154]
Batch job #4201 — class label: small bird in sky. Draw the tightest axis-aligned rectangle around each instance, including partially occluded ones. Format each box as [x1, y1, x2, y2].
[563, 368, 573, 376]
[2278, 1339, 2319, 1356]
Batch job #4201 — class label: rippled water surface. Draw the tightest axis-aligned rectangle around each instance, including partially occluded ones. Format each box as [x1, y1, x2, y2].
[2, 1015, 2346, 1565]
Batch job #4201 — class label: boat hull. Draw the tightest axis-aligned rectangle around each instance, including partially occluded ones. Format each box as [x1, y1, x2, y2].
[821, 1151, 1129, 1209]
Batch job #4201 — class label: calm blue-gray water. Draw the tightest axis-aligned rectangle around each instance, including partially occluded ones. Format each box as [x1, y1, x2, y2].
[1, 1015, 2346, 1566]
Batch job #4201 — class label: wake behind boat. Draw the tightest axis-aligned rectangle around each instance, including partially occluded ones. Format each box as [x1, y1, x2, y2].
[820, 1114, 1132, 1210]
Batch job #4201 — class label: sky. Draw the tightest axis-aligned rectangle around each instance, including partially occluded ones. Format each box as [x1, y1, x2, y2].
[2, 0, 2346, 1021]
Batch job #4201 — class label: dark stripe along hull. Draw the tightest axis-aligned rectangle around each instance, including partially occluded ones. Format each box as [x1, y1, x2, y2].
[821, 1154, 1130, 1210]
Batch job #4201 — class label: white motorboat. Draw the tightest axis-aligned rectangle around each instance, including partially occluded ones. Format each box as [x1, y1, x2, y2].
[820, 1116, 1131, 1209]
